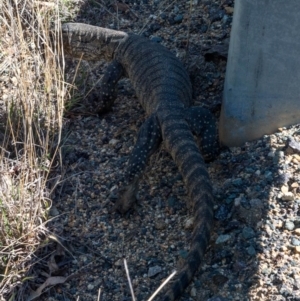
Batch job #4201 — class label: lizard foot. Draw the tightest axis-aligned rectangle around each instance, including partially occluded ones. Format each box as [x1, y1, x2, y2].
[114, 179, 139, 214]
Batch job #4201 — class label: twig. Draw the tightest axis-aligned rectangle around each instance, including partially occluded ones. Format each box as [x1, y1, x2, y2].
[185, 0, 193, 62]
[124, 259, 136, 301]
[147, 270, 177, 301]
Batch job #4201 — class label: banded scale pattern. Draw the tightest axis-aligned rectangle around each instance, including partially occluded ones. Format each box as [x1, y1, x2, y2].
[62, 23, 218, 301]
[115, 35, 192, 114]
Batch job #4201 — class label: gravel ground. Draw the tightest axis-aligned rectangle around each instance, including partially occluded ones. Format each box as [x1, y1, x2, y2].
[31, 1, 300, 300]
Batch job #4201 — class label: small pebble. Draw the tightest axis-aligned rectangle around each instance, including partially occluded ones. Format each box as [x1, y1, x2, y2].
[261, 264, 271, 275]
[109, 138, 119, 146]
[234, 197, 241, 206]
[87, 284, 94, 290]
[285, 221, 295, 231]
[49, 206, 60, 217]
[294, 217, 300, 227]
[148, 266, 162, 277]
[190, 287, 197, 297]
[264, 171, 273, 179]
[268, 151, 275, 157]
[222, 15, 229, 24]
[281, 191, 295, 201]
[275, 220, 283, 229]
[247, 245, 256, 256]
[184, 217, 194, 230]
[179, 250, 188, 259]
[242, 227, 255, 239]
[173, 14, 183, 23]
[232, 178, 243, 186]
[160, 12, 167, 20]
[281, 185, 289, 193]
[287, 138, 300, 153]
[216, 234, 231, 244]
[291, 238, 300, 246]
[214, 204, 230, 220]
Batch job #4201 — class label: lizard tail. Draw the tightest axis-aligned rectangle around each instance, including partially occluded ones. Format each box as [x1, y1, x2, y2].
[160, 113, 214, 301]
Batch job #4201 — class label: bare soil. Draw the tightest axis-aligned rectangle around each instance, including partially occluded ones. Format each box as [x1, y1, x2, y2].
[26, 1, 300, 300]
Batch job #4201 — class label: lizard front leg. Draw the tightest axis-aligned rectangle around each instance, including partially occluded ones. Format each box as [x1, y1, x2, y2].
[184, 106, 219, 161]
[115, 114, 162, 214]
[88, 60, 124, 113]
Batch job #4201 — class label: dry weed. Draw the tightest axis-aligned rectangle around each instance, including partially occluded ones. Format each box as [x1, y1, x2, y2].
[0, 0, 66, 299]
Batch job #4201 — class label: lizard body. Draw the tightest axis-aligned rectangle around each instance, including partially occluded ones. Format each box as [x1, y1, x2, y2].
[62, 23, 218, 301]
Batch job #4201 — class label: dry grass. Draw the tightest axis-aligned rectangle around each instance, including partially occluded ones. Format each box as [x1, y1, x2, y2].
[0, 0, 67, 299]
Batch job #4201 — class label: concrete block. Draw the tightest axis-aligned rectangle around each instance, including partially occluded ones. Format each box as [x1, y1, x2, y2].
[220, 0, 300, 146]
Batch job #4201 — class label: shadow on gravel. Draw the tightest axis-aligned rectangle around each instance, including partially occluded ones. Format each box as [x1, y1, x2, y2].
[20, 1, 300, 301]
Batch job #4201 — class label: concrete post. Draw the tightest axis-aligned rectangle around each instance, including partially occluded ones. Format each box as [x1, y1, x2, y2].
[220, 0, 300, 147]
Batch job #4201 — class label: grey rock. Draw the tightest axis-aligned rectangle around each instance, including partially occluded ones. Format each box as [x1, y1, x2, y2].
[285, 221, 295, 231]
[178, 249, 188, 259]
[148, 265, 162, 277]
[214, 204, 230, 221]
[291, 237, 300, 246]
[109, 138, 119, 146]
[232, 178, 243, 186]
[264, 170, 273, 179]
[173, 5, 179, 14]
[174, 14, 183, 24]
[216, 234, 231, 244]
[247, 245, 256, 256]
[278, 150, 285, 158]
[287, 138, 300, 154]
[49, 206, 60, 217]
[242, 227, 255, 239]
[160, 12, 167, 20]
[294, 217, 300, 227]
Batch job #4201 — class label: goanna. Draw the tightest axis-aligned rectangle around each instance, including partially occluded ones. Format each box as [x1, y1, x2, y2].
[62, 23, 219, 301]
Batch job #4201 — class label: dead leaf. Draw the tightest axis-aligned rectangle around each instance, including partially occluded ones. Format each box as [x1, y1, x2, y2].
[27, 276, 68, 301]
[48, 254, 60, 274]
[224, 6, 234, 14]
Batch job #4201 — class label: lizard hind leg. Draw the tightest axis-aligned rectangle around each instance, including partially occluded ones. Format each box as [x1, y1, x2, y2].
[184, 106, 219, 161]
[115, 114, 162, 214]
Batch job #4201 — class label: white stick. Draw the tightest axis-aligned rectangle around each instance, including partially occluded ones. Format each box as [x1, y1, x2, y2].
[147, 270, 177, 301]
[124, 259, 136, 301]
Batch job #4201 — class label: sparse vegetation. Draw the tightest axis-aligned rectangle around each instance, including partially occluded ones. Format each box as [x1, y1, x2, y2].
[0, 0, 67, 299]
